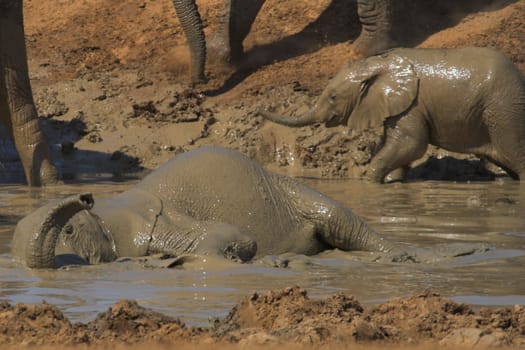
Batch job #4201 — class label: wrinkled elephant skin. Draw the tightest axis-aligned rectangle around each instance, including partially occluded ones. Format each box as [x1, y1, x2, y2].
[12, 146, 405, 269]
[0, 0, 59, 186]
[259, 47, 525, 183]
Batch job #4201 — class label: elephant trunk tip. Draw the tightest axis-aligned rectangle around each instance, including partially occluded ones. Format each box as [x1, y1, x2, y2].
[79, 193, 94, 210]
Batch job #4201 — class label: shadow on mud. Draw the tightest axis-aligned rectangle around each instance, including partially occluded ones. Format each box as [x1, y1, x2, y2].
[206, 0, 517, 95]
[406, 156, 498, 182]
[0, 120, 142, 185]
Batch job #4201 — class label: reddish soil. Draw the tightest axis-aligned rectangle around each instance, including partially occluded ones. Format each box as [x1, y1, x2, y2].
[17, 0, 525, 180]
[1, 286, 524, 348]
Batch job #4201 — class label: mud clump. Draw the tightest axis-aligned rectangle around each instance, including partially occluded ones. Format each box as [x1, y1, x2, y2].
[84, 300, 206, 345]
[212, 286, 365, 344]
[1, 287, 524, 348]
[130, 90, 214, 123]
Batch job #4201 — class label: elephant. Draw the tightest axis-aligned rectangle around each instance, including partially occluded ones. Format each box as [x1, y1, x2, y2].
[0, 0, 59, 186]
[171, 0, 394, 83]
[258, 47, 525, 183]
[12, 146, 408, 269]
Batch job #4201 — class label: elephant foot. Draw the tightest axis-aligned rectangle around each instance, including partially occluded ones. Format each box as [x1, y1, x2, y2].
[384, 167, 407, 183]
[26, 158, 60, 186]
[352, 31, 397, 58]
[207, 34, 244, 68]
[38, 159, 61, 186]
[363, 167, 386, 184]
[190, 73, 208, 86]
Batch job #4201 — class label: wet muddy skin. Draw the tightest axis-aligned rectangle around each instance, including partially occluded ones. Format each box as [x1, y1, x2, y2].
[0, 0, 524, 347]
[1, 177, 524, 326]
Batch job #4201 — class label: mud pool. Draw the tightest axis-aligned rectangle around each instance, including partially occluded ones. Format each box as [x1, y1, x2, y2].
[0, 177, 524, 326]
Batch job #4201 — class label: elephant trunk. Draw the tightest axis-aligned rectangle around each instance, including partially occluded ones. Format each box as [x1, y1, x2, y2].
[21, 193, 94, 269]
[257, 108, 320, 127]
[171, 0, 206, 83]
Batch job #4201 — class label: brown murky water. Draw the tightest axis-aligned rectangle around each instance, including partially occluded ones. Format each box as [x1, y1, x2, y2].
[0, 176, 524, 327]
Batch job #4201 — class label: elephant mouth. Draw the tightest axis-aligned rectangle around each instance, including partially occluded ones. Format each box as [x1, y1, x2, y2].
[326, 112, 342, 127]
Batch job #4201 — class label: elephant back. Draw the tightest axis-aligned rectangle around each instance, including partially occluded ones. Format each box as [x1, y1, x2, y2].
[135, 146, 296, 253]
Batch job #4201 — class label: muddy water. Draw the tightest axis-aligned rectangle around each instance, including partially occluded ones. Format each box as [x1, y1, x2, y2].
[0, 177, 524, 326]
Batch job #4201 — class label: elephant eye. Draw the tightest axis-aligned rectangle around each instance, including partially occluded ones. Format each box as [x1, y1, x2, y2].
[64, 224, 74, 235]
[329, 93, 336, 104]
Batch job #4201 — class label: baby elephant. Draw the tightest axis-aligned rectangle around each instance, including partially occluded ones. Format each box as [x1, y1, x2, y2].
[259, 47, 525, 182]
[12, 146, 404, 269]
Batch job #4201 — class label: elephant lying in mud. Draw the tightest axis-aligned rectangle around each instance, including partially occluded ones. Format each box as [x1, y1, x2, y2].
[173, 0, 393, 83]
[259, 47, 525, 183]
[0, 0, 59, 186]
[12, 146, 407, 269]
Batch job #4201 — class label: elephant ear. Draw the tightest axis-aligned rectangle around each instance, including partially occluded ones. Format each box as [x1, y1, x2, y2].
[92, 188, 162, 257]
[348, 54, 419, 131]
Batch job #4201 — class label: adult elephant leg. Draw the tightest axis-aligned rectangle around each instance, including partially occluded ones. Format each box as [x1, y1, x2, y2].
[211, 0, 266, 65]
[171, 0, 206, 83]
[0, 0, 58, 186]
[354, 0, 395, 57]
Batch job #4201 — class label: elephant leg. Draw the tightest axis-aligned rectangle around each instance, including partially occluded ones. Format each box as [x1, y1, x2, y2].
[368, 115, 429, 183]
[171, 0, 207, 83]
[483, 107, 525, 180]
[210, 0, 266, 65]
[272, 174, 403, 256]
[0, 1, 58, 186]
[476, 144, 521, 180]
[353, 0, 396, 57]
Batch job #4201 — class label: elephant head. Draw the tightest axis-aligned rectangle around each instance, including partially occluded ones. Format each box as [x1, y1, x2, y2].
[12, 193, 117, 269]
[258, 53, 419, 131]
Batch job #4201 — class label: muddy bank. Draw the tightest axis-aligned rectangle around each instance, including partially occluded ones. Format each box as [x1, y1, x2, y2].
[0, 0, 519, 183]
[0, 286, 524, 348]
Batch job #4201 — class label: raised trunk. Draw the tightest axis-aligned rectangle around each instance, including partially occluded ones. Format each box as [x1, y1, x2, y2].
[0, 0, 59, 186]
[257, 108, 319, 127]
[171, 0, 206, 83]
[21, 194, 94, 269]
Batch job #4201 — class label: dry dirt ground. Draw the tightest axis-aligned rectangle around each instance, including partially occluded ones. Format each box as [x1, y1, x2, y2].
[1, 0, 525, 348]
[1, 286, 525, 348]
[15, 0, 525, 181]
